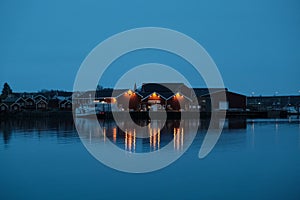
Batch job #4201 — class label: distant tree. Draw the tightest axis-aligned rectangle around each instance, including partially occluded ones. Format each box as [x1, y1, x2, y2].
[1, 82, 12, 97]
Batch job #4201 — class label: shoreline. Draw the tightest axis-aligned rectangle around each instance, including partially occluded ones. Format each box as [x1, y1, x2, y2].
[0, 110, 294, 120]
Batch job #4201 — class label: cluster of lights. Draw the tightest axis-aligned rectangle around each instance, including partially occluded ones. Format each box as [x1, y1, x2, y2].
[150, 92, 159, 98]
[127, 90, 135, 96]
[174, 92, 182, 98]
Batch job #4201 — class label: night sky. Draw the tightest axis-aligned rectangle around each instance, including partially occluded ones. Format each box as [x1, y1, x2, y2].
[1, 0, 299, 95]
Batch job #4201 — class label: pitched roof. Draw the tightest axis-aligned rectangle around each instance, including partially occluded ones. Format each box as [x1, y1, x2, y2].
[10, 102, 21, 107]
[192, 88, 228, 97]
[141, 83, 186, 92]
[15, 97, 26, 103]
[140, 83, 193, 97]
[96, 89, 128, 98]
[36, 99, 48, 104]
[141, 92, 168, 101]
[0, 103, 9, 108]
[25, 97, 35, 102]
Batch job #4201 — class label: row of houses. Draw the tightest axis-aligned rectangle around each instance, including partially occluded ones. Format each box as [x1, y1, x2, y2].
[2, 83, 299, 114]
[73, 83, 247, 112]
[0, 92, 72, 113]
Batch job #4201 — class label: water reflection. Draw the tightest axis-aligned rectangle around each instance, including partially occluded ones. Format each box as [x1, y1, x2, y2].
[75, 118, 248, 153]
[0, 117, 76, 144]
[76, 119, 189, 153]
[173, 127, 184, 151]
[1, 117, 300, 199]
[1, 117, 300, 154]
[0, 117, 249, 149]
[247, 117, 300, 149]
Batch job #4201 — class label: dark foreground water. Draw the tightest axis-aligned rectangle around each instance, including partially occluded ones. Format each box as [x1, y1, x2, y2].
[0, 117, 300, 200]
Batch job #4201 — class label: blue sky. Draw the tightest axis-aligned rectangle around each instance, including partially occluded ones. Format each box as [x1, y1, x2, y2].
[0, 0, 299, 95]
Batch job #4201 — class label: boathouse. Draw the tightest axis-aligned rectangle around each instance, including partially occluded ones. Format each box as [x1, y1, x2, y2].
[0, 103, 9, 112]
[15, 97, 26, 109]
[36, 99, 48, 110]
[10, 103, 21, 112]
[25, 97, 35, 110]
[193, 88, 246, 112]
[138, 83, 193, 111]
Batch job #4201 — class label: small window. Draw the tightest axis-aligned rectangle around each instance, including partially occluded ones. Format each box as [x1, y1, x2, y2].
[219, 101, 229, 110]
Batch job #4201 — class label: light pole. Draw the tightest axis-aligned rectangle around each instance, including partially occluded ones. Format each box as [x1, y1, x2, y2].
[274, 91, 279, 110]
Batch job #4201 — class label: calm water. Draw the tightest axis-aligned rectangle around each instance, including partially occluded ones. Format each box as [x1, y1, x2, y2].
[0, 117, 300, 200]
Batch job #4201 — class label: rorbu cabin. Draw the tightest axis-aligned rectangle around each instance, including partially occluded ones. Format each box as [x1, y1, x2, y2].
[36, 99, 48, 110]
[64, 101, 72, 110]
[166, 92, 193, 111]
[10, 103, 21, 112]
[138, 83, 193, 111]
[0, 103, 9, 112]
[25, 97, 35, 110]
[128, 91, 142, 111]
[15, 97, 26, 109]
[59, 100, 69, 110]
[140, 92, 167, 111]
[61, 100, 72, 111]
[116, 90, 142, 111]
